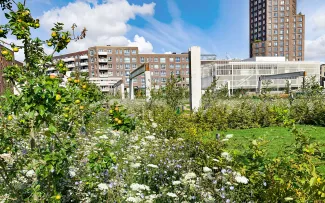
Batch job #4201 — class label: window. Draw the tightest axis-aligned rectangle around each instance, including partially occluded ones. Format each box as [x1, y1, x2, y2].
[140, 57, 145, 63]
[125, 64, 130, 70]
[125, 71, 130, 76]
[161, 64, 166, 69]
[154, 57, 158, 62]
[124, 57, 130, 63]
[176, 64, 181, 69]
[124, 50, 130, 55]
[132, 64, 137, 69]
[175, 57, 180, 62]
[154, 64, 159, 69]
[132, 58, 137, 62]
[169, 57, 174, 62]
[170, 64, 174, 69]
[160, 58, 166, 63]
[108, 49, 112, 54]
[132, 50, 137, 55]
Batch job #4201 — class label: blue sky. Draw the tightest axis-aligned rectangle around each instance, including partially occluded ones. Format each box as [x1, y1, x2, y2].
[3, 0, 325, 61]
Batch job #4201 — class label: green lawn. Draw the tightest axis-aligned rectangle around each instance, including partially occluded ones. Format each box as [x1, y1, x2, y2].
[204, 125, 325, 171]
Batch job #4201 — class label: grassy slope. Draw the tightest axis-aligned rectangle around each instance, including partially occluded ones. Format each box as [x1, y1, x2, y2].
[204, 125, 325, 166]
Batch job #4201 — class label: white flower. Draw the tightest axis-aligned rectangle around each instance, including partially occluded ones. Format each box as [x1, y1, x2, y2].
[147, 164, 158, 169]
[284, 197, 294, 201]
[221, 152, 232, 161]
[152, 122, 158, 128]
[145, 136, 156, 140]
[98, 183, 109, 191]
[221, 139, 229, 142]
[26, 170, 35, 177]
[126, 196, 141, 202]
[203, 167, 212, 173]
[177, 138, 184, 141]
[235, 175, 249, 184]
[212, 159, 219, 162]
[130, 183, 150, 191]
[225, 134, 233, 139]
[99, 135, 108, 139]
[131, 163, 141, 168]
[172, 181, 181, 185]
[184, 172, 196, 180]
[69, 170, 76, 178]
[167, 192, 178, 198]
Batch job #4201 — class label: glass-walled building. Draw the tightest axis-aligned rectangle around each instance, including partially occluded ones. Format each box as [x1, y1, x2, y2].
[201, 57, 320, 92]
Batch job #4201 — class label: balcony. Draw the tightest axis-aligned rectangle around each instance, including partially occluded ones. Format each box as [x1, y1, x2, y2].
[98, 52, 107, 56]
[80, 69, 89, 73]
[80, 62, 88, 66]
[101, 87, 110, 92]
[98, 58, 108, 63]
[80, 55, 88, 60]
[63, 57, 75, 62]
[67, 64, 75, 68]
[99, 66, 108, 70]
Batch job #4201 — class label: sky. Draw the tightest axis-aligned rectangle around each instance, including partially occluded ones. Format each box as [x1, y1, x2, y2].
[1, 0, 325, 62]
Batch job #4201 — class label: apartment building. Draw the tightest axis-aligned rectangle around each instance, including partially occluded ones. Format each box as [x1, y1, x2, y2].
[51, 46, 189, 92]
[249, 0, 305, 61]
[52, 50, 88, 76]
[0, 45, 22, 94]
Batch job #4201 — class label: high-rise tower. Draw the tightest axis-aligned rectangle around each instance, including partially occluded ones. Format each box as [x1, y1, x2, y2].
[249, 0, 305, 61]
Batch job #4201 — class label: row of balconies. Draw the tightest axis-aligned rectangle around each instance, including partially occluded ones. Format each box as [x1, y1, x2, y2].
[58, 55, 88, 62]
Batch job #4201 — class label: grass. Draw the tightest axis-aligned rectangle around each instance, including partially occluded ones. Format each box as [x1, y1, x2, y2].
[204, 125, 325, 172]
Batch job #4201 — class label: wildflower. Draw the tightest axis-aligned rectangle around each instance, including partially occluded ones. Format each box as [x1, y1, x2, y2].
[145, 136, 156, 140]
[172, 181, 181, 185]
[203, 167, 212, 173]
[130, 163, 141, 168]
[263, 181, 267, 186]
[26, 170, 35, 178]
[225, 134, 233, 139]
[98, 183, 109, 191]
[221, 139, 229, 142]
[235, 175, 249, 184]
[229, 186, 234, 190]
[221, 152, 232, 161]
[152, 122, 158, 128]
[99, 135, 108, 139]
[55, 195, 61, 200]
[130, 183, 150, 191]
[69, 170, 76, 178]
[147, 164, 158, 169]
[184, 172, 196, 180]
[167, 193, 178, 198]
[126, 196, 141, 202]
[284, 197, 294, 201]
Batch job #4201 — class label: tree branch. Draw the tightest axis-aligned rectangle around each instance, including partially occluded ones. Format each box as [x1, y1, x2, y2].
[11, 0, 18, 7]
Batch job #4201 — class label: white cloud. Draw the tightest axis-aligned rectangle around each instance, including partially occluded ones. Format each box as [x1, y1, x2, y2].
[305, 35, 325, 61]
[39, 0, 155, 53]
[127, 35, 153, 53]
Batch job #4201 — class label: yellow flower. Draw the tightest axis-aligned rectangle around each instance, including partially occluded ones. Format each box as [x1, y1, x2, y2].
[317, 177, 322, 184]
[55, 195, 61, 200]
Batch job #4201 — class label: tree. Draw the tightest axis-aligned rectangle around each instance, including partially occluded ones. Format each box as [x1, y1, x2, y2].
[0, 1, 105, 201]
